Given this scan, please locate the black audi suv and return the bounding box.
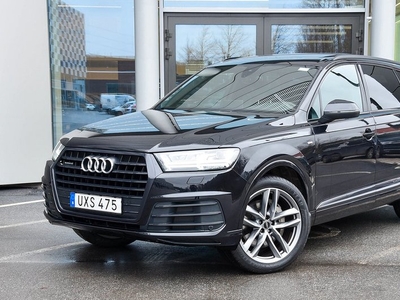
[42,54,400,273]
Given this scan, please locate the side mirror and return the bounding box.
[319,99,360,124]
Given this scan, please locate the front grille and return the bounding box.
[53,149,148,221]
[147,200,225,232]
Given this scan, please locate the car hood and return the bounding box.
[65,109,296,152]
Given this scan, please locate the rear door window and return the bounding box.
[361,65,400,110]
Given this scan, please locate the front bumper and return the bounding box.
[42,158,247,247]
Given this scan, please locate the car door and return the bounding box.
[309,64,377,221]
[360,64,400,192]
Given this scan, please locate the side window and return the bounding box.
[309,64,363,120]
[361,65,400,110]
[396,71,400,100]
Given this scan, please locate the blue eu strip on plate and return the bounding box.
[70,192,75,207]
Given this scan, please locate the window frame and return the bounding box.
[308,63,367,121]
[359,63,400,112]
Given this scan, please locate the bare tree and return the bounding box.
[214,25,254,60]
[179,25,255,67]
[296,24,351,53]
[302,0,361,8]
[178,26,215,65]
[179,38,196,64]
[193,26,215,64]
[272,25,297,54]
[295,0,353,53]
[303,0,338,8]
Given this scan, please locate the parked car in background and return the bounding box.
[124,101,137,114]
[85,103,96,111]
[100,93,135,113]
[110,100,137,116]
[42,54,400,274]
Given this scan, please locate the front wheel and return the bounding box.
[223,176,310,273]
[73,229,135,248]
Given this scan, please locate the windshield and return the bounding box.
[158,62,319,114]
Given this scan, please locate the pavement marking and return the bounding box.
[0,220,48,229]
[0,199,43,208]
[0,241,86,262]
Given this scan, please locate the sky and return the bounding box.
[62,0,135,57]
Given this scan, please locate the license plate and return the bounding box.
[70,192,122,214]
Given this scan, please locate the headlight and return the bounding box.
[52,141,65,161]
[154,148,240,172]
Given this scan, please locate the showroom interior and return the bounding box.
[1,0,399,185]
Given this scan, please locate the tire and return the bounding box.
[223,176,311,274]
[366,148,374,159]
[73,229,135,248]
[392,201,400,218]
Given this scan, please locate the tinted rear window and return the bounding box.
[361,65,400,110]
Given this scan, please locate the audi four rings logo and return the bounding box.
[81,156,116,174]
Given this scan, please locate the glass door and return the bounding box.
[164,13,364,93]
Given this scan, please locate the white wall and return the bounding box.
[135,0,160,110]
[0,0,53,185]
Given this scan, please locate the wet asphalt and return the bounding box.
[1,184,399,300]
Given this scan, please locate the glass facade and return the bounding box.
[48,0,135,144]
[47,0,400,146]
[164,0,365,9]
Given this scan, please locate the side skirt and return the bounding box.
[314,179,400,225]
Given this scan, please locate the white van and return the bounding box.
[100,94,135,113]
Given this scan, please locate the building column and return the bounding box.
[370,0,396,59]
[134,0,160,110]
